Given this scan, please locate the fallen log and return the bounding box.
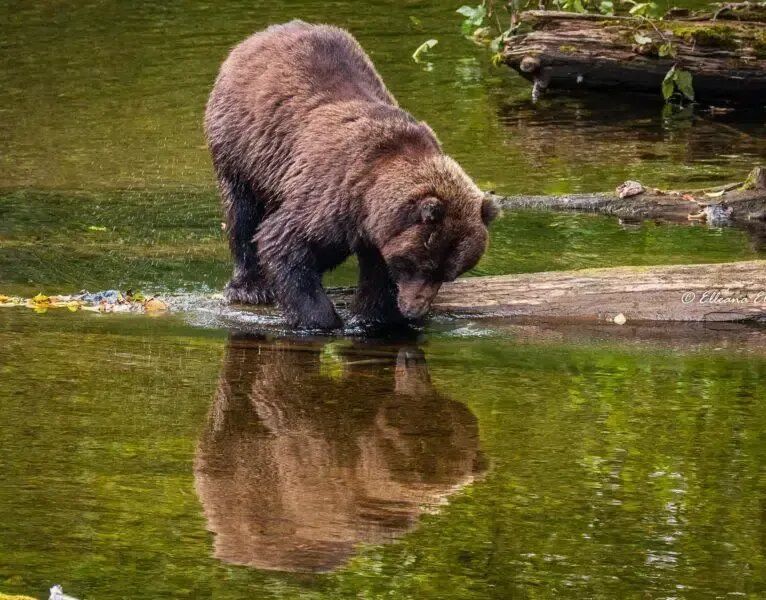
[502,10,766,104]
[199,261,766,330]
[487,166,766,226]
[427,260,766,322]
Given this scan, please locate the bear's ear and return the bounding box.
[481,195,500,225]
[420,197,445,224]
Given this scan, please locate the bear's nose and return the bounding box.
[400,303,430,319]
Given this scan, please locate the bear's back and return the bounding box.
[216,21,396,109]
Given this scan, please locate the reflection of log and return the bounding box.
[503,11,766,103]
[488,166,766,224]
[427,261,766,322]
[194,336,484,573]
[481,319,766,355]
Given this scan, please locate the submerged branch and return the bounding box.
[487,166,766,225]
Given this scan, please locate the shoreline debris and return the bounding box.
[0,290,169,314]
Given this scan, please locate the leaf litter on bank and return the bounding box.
[0,289,168,314]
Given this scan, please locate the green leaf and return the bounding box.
[599,0,615,15]
[662,65,676,100]
[490,33,505,53]
[456,5,479,17]
[657,42,676,57]
[412,39,438,63]
[674,68,695,101]
[662,77,675,100]
[629,1,660,16]
[634,33,652,45]
[456,4,486,25]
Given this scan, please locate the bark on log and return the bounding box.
[426,260,766,322]
[502,10,766,104]
[487,166,766,225]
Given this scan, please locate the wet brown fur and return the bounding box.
[205,21,496,329]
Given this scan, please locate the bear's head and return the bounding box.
[365,154,498,320]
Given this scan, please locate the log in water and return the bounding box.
[487,166,766,225]
[429,260,766,322]
[502,10,766,104]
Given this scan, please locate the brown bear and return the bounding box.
[205,21,497,329]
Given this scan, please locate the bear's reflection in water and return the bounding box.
[194,334,485,573]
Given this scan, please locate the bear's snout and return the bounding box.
[396,280,442,319]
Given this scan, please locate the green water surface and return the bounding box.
[2,0,766,598]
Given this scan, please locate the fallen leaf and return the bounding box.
[32,293,50,304]
[144,298,168,312]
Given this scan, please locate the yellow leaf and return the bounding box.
[144,298,168,312]
[32,293,50,304]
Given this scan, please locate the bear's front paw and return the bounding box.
[285,297,343,330]
[224,280,274,305]
[291,310,343,331]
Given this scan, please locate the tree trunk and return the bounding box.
[502,10,766,104]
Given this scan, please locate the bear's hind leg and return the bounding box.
[219,173,274,305]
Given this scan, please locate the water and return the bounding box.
[2,0,766,597]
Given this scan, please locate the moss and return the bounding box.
[558,44,578,53]
[753,31,766,58]
[666,24,739,49]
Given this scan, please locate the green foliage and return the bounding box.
[662,65,695,103]
[457,4,488,35]
[599,0,615,15]
[658,41,677,57]
[555,0,587,13]
[412,38,439,63]
[625,0,664,18]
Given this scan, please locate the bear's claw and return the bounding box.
[224,281,274,305]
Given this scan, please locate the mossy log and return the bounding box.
[487,166,766,225]
[502,10,766,103]
[426,260,766,322]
